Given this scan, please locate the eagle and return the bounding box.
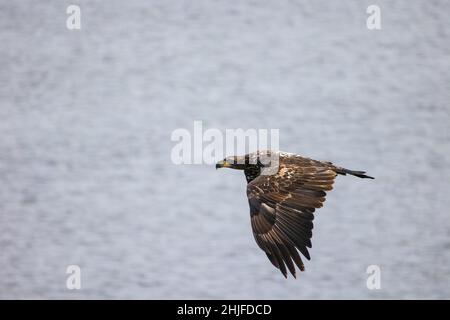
[216,150,374,278]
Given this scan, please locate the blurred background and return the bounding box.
[1,0,449,299]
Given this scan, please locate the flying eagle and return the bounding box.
[216,151,373,278]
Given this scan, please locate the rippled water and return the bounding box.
[1,0,449,299]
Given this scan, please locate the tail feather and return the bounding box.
[336,167,374,179]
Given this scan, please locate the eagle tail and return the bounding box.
[336,167,374,179]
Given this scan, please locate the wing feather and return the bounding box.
[247,156,337,277]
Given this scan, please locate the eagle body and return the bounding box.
[216,151,373,278]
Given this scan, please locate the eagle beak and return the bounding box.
[216,160,233,169]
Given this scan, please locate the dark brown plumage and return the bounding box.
[216,150,373,278]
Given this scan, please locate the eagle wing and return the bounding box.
[247,156,337,278]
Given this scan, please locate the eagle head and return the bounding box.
[216,151,276,170]
[215,155,248,170]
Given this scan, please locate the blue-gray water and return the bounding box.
[1,0,449,299]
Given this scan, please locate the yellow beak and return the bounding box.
[216,160,233,169]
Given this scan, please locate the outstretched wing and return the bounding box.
[247,156,337,278]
